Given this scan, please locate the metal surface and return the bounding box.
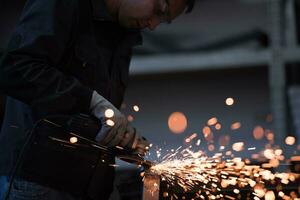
[117,155,154,169]
[143,173,161,200]
[285,0,298,47]
[69,132,154,168]
[130,47,300,75]
[130,49,271,75]
[268,0,287,145]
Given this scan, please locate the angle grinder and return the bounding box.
[46,113,155,169]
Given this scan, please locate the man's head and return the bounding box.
[106,0,195,30]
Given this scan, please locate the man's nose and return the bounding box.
[148,17,161,30]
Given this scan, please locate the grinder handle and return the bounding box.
[67,114,101,141]
[67,114,138,155]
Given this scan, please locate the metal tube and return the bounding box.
[143,173,161,200]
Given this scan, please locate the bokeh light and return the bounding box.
[232,142,244,152]
[215,123,222,130]
[106,119,115,127]
[254,184,265,198]
[218,135,230,146]
[253,126,264,140]
[168,112,188,134]
[285,136,296,146]
[70,137,78,144]
[104,109,114,118]
[207,117,218,126]
[202,126,213,142]
[133,105,140,112]
[265,191,275,200]
[231,122,241,130]
[127,115,134,122]
[225,97,234,106]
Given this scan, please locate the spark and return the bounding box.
[207,117,218,126]
[69,137,78,144]
[168,112,188,134]
[231,122,241,130]
[215,123,222,130]
[127,115,134,122]
[202,126,213,142]
[104,109,114,118]
[266,114,273,122]
[106,119,115,126]
[147,146,299,200]
[133,105,140,112]
[225,97,234,106]
[109,164,119,167]
[264,149,275,160]
[290,156,300,161]
[185,133,198,143]
[285,136,296,146]
[253,126,264,140]
[232,142,244,152]
[265,191,275,200]
[266,131,274,141]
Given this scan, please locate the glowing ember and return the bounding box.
[139,98,300,199]
[148,146,300,200]
[208,144,215,151]
[106,119,115,126]
[274,149,282,156]
[69,137,78,144]
[127,115,134,122]
[104,109,114,118]
[215,123,222,130]
[254,184,265,197]
[264,149,275,160]
[278,191,284,197]
[266,131,274,141]
[225,97,234,106]
[285,136,296,146]
[185,138,191,143]
[233,189,240,194]
[231,122,241,130]
[207,117,218,126]
[163,192,169,197]
[266,114,273,122]
[185,133,198,144]
[202,126,211,135]
[168,112,188,134]
[219,135,230,146]
[133,105,140,112]
[265,191,275,200]
[202,126,213,142]
[253,126,264,140]
[232,142,244,152]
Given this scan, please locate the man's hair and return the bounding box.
[185,0,196,13]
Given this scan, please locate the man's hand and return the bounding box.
[90,91,150,155]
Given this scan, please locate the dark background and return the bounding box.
[1,0,300,199]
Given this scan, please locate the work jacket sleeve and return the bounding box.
[0,0,93,115]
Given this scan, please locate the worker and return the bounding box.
[0,0,195,199]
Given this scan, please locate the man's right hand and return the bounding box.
[90,91,150,155]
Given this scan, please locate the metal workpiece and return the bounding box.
[143,172,161,200]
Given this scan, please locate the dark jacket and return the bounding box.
[0,0,142,199]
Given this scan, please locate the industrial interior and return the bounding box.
[0,0,300,200]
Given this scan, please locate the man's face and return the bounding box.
[117,0,187,30]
